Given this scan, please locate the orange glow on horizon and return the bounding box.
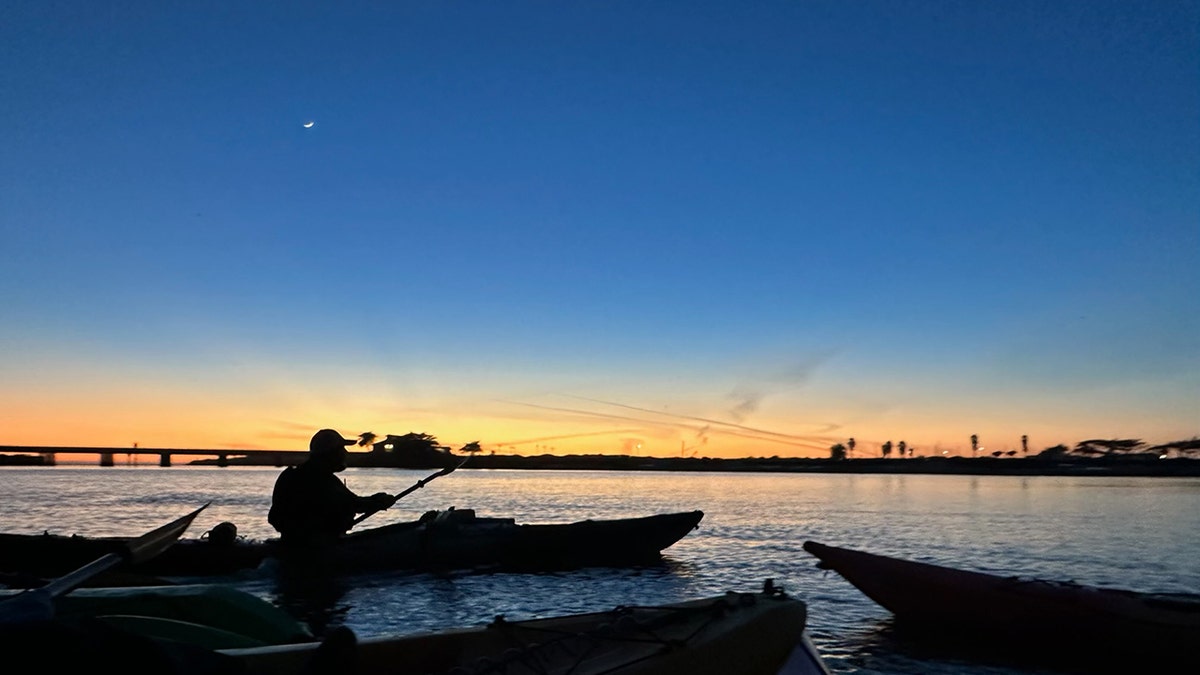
[2,389,1191,462]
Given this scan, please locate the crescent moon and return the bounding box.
[303,121,315,128]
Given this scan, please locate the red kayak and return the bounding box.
[803,540,1200,670]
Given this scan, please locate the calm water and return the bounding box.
[3,466,1199,674]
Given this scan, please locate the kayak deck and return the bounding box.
[224,585,828,675]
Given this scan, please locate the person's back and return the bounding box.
[268,429,395,548]
[268,463,360,546]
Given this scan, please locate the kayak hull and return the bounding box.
[0,510,704,580]
[1,583,313,648]
[803,540,1200,669]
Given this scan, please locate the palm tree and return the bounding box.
[847,437,856,458]
[829,443,847,461]
[1021,435,1029,455]
[898,440,907,458]
[970,434,979,457]
[882,440,893,458]
[358,431,377,449]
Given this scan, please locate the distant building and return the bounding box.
[359,433,453,469]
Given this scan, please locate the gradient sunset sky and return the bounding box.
[2,2,1197,459]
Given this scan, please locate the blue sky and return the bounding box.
[2,1,1197,458]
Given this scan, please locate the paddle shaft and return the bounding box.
[37,553,125,598]
[352,457,468,527]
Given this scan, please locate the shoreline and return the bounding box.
[3,449,1199,477]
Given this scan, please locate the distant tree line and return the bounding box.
[829,435,1200,460]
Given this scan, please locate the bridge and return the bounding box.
[0,446,308,467]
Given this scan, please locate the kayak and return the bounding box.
[1,583,313,649]
[0,509,704,580]
[1,581,830,674]
[224,583,833,675]
[803,540,1200,669]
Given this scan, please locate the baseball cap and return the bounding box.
[310,428,357,454]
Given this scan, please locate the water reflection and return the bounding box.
[268,561,352,638]
[829,618,1080,675]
